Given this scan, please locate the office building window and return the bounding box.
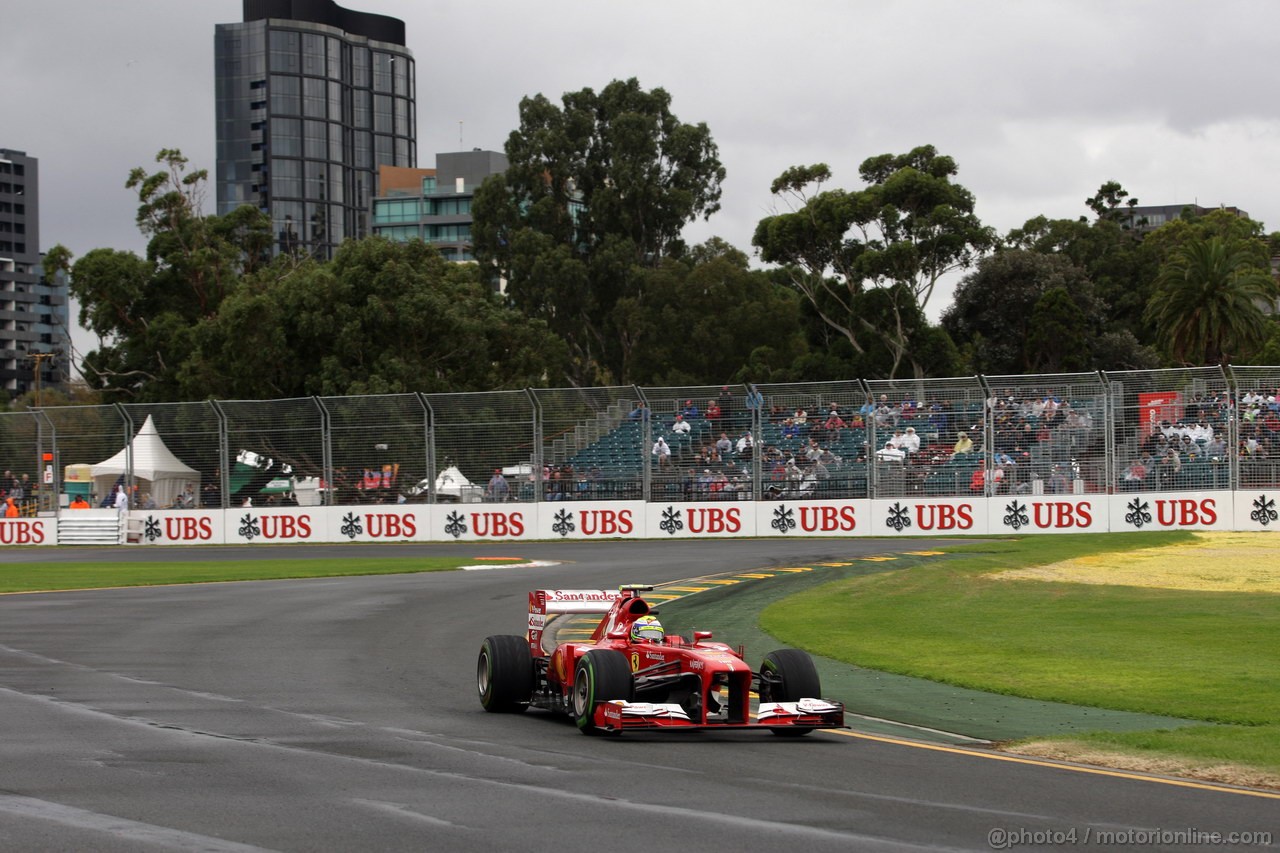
[303,77,326,118]
[301,33,325,75]
[352,46,370,88]
[273,118,302,156]
[353,89,371,129]
[269,74,300,115]
[304,120,326,159]
[328,81,342,121]
[372,53,393,93]
[271,158,302,197]
[269,30,299,72]
[305,161,327,200]
[328,123,345,163]
[327,37,342,79]
[354,131,372,169]
[374,94,392,133]
[395,97,409,136]
[328,166,345,204]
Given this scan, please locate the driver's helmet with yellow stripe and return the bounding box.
[629,615,664,643]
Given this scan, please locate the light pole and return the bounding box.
[28,351,55,408]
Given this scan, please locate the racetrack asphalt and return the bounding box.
[1,537,1275,852]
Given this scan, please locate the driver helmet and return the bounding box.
[630,615,664,643]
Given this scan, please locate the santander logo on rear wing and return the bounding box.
[527,589,619,653]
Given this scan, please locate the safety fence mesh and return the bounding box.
[9,366,1280,511]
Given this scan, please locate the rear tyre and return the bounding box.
[759,648,821,736]
[572,649,633,735]
[477,635,533,713]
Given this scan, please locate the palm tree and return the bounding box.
[1144,236,1278,365]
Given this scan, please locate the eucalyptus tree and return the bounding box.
[752,146,994,378]
[44,149,271,401]
[471,78,725,386]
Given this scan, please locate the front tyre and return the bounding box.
[477,635,533,713]
[572,649,633,735]
[759,648,821,736]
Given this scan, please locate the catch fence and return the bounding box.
[2,366,1278,513]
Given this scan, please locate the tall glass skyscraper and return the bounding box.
[0,148,69,401]
[215,0,416,259]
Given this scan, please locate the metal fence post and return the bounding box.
[526,388,542,503]
[34,409,56,515]
[422,394,442,504]
[313,397,332,506]
[636,386,651,503]
[211,401,229,509]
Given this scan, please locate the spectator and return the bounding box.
[671,414,691,435]
[1122,458,1147,491]
[140,492,157,510]
[735,431,754,458]
[1158,446,1182,486]
[822,407,847,434]
[681,399,699,420]
[627,401,649,421]
[69,494,91,509]
[652,436,672,467]
[485,469,510,502]
[4,496,17,517]
[715,432,732,457]
[876,441,905,462]
[901,426,920,455]
[718,386,738,428]
[953,431,974,456]
[744,386,763,426]
[706,399,722,430]
[177,483,196,509]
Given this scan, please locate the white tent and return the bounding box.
[91,415,200,509]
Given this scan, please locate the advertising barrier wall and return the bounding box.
[9,490,1280,547]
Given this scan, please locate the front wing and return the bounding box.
[592,698,845,733]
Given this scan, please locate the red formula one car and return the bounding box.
[476,584,844,736]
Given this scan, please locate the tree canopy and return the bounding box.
[471,78,726,385]
[752,146,994,377]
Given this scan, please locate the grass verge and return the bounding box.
[0,556,499,593]
[760,532,1280,785]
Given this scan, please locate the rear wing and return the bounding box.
[526,585,653,655]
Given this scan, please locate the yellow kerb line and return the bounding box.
[821,730,1280,801]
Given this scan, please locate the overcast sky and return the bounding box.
[6,0,1280,365]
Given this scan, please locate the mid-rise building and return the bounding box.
[215,0,416,259]
[371,149,508,264]
[0,148,69,402]
[1124,203,1249,231]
